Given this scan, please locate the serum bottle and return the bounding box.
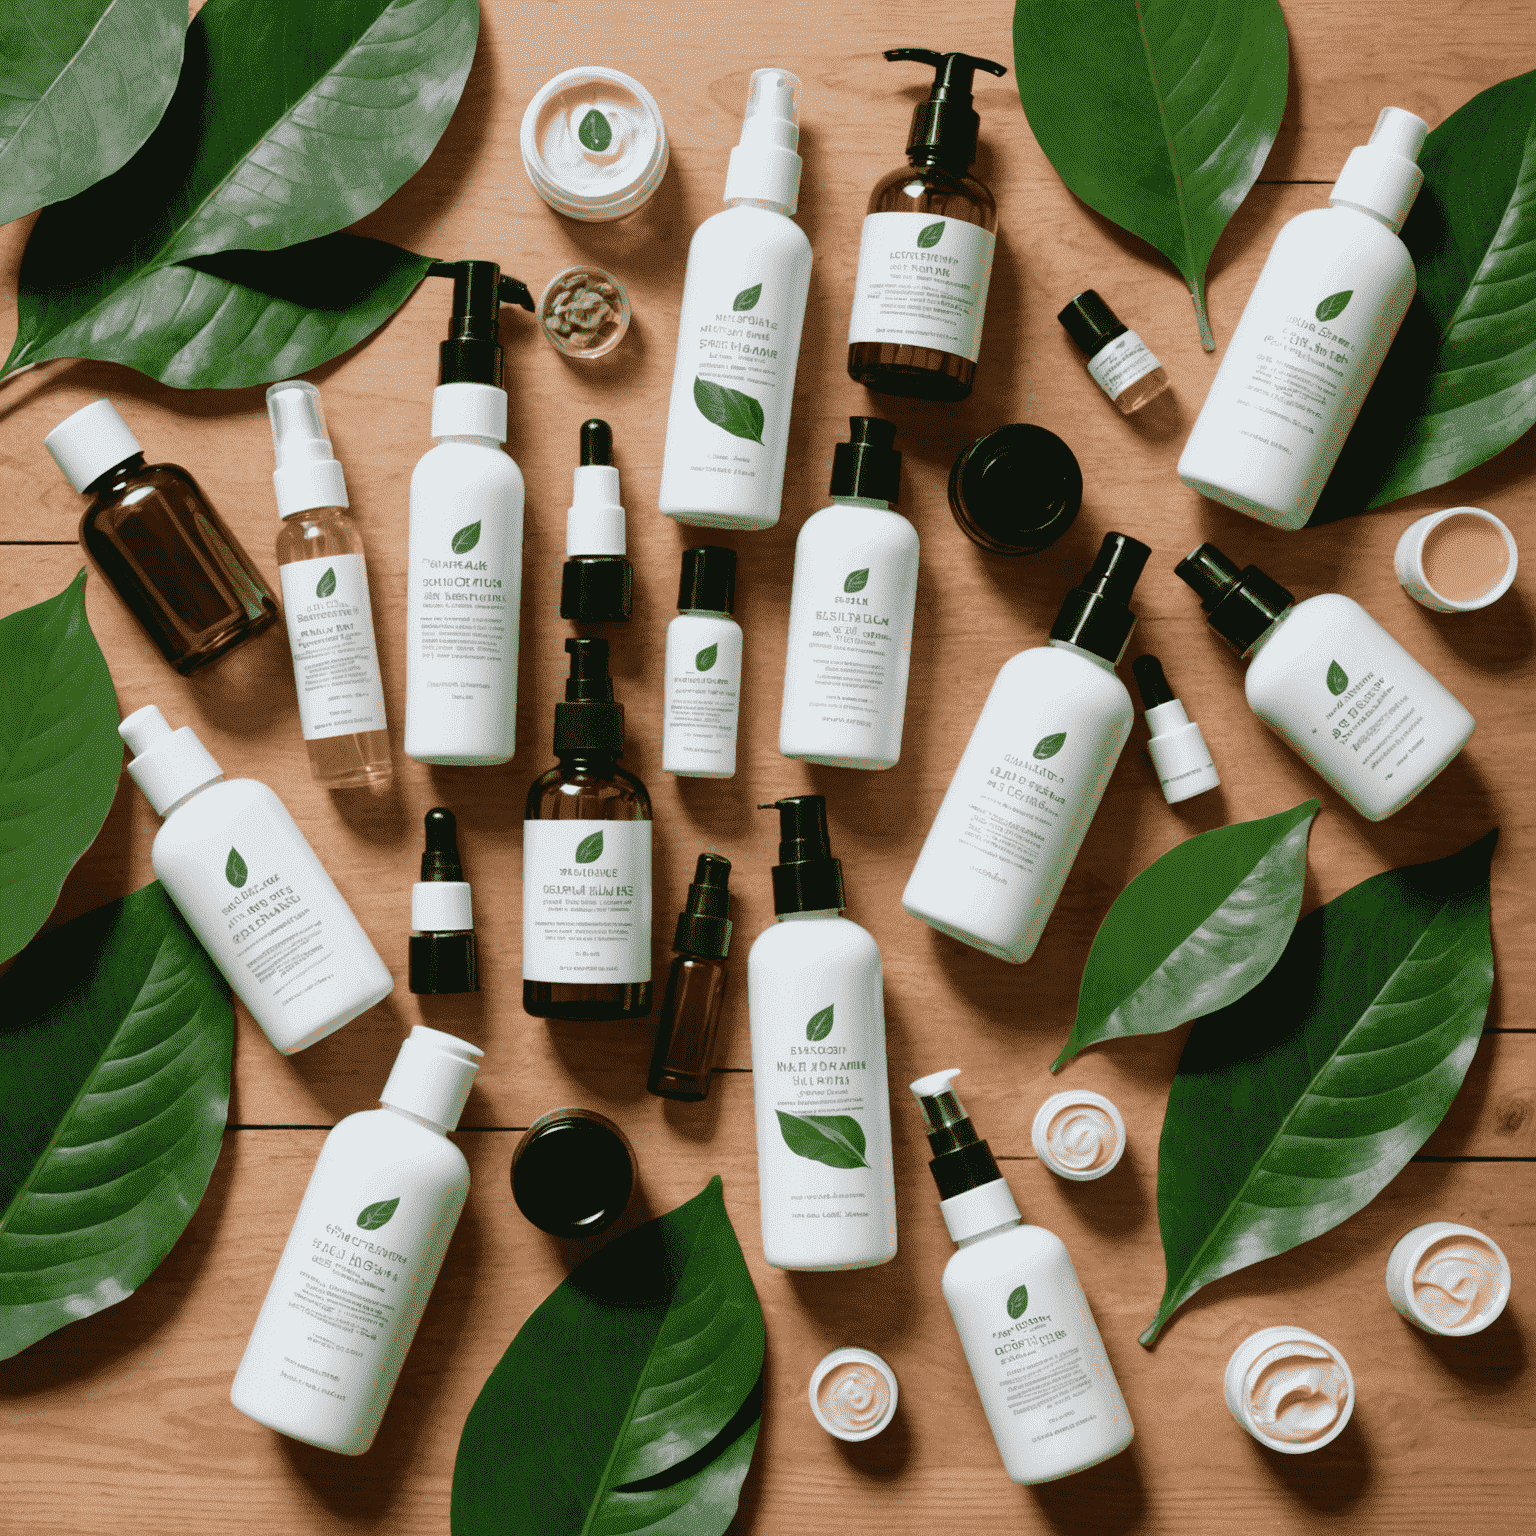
[1058,291,1170,416]
[561,419,633,625]
[663,546,742,778]
[648,853,734,1102]
[410,808,479,994]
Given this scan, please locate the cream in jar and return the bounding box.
[1224,1326,1354,1453]
[1031,1089,1126,1181]
[807,1348,898,1442]
[1386,1221,1511,1336]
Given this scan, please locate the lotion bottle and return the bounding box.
[903,534,1149,963]
[910,1069,1134,1484]
[663,545,742,778]
[779,418,915,769]
[231,1026,482,1455]
[1178,108,1429,529]
[658,68,811,530]
[747,796,897,1271]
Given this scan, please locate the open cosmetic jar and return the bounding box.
[1385,1221,1511,1336]
[1031,1089,1125,1181]
[1224,1326,1354,1453]
[807,1348,898,1442]
[1394,507,1517,612]
[537,266,631,359]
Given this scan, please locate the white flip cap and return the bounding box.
[119,705,223,817]
[1145,700,1221,805]
[45,399,143,494]
[431,382,508,443]
[723,67,803,214]
[380,1024,483,1132]
[568,465,626,556]
[412,881,474,932]
[267,379,349,517]
[1330,106,1428,233]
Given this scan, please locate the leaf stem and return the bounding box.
[1191,281,1215,351]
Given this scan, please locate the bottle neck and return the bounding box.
[161,772,225,818]
[777,907,841,923]
[830,495,893,511]
[725,195,792,215]
[955,1215,1022,1249]
[86,452,148,497]
[432,432,502,448]
[1328,196,1399,231]
[1047,637,1117,673]
[554,751,619,776]
[1240,604,1296,662]
[680,607,730,619]
[381,1101,448,1138]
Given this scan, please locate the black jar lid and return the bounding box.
[948,424,1082,555]
[511,1109,635,1240]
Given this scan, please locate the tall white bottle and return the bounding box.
[910,1069,1134,1485]
[780,418,917,770]
[118,706,393,1054]
[1178,108,1429,529]
[663,545,742,777]
[405,260,531,765]
[658,68,812,530]
[231,1026,481,1454]
[747,796,896,1271]
[903,535,1149,964]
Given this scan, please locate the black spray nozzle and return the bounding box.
[564,635,613,702]
[757,795,845,916]
[829,416,902,505]
[910,1069,1003,1199]
[885,48,1008,168]
[1049,531,1151,666]
[427,259,534,388]
[1131,654,1176,710]
[554,636,624,755]
[580,418,613,467]
[675,853,733,960]
[420,807,464,881]
[1175,542,1295,655]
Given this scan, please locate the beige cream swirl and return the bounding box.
[1414,1235,1503,1329]
[1046,1102,1118,1172]
[1244,1340,1350,1445]
[816,1361,891,1435]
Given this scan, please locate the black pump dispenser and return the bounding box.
[913,1072,1004,1199]
[1049,532,1151,664]
[759,795,846,915]
[1175,542,1296,654]
[553,636,624,755]
[428,260,534,387]
[409,807,478,994]
[674,854,733,960]
[886,48,1008,169]
[1131,654,1176,711]
[829,416,902,505]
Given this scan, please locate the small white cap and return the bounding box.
[910,1067,962,1099]
[723,67,803,214]
[938,1177,1021,1244]
[1223,1326,1354,1454]
[1145,700,1221,805]
[1330,106,1428,233]
[1385,1221,1511,1336]
[412,881,474,932]
[431,382,507,443]
[44,400,142,494]
[267,380,348,517]
[119,705,223,817]
[1031,1090,1126,1181]
[807,1348,898,1442]
[380,1024,483,1132]
[568,465,626,556]
[1394,507,1517,612]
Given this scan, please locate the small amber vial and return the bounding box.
[1058,290,1170,416]
[648,854,733,1101]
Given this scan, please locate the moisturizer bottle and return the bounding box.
[663,546,742,777]
[910,1069,1134,1484]
[231,1026,482,1455]
[561,419,633,624]
[1131,654,1221,805]
[410,807,479,995]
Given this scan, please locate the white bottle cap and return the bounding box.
[267,379,349,517]
[412,881,474,932]
[1329,106,1428,234]
[431,382,508,443]
[119,705,223,816]
[1144,700,1222,804]
[936,1177,1021,1244]
[44,399,143,494]
[380,1024,483,1132]
[722,67,803,214]
[568,465,626,556]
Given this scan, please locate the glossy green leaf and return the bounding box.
[0,0,185,227]
[776,1110,869,1170]
[0,570,120,966]
[576,831,605,865]
[1014,0,1289,348]
[452,1177,764,1536]
[692,378,764,444]
[805,1004,833,1042]
[0,882,234,1360]
[451,519,482,554]
[732,283,761,312]
[695,643,718,672]
[1141,831,1497,1345]
[1055,800,1320,1071]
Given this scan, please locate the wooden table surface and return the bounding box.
[2,1,1532,1531]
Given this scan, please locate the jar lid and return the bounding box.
[948,424,1082,555]
[511,1109,635,1239]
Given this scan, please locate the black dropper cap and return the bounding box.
[912,1073,1003,1199]
[948,424,1082,556]
[758,795,846,916]
[1131,654,1176,711]
[561,419,633,625]
[885,49,1008,170]
[829,416,902,505]
[409,808,479,995]
[1048,532,1151,664]
[677,546,737,615]
[427,260,534,387]
[511,1109,635,1240]
[1175,543,1295,654]
[553,636,624,755]
[1058,290,1129,361]
[580,418,611,466]
[674,854,732,960]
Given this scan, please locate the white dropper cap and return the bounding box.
[267,379,349,517]
[722,67,803,215]
[380,1024,483,1132]
[44,400,143,494]
[119,705,224,817]
[1329,107,1428,234]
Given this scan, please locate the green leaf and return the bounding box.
[732,283,762,312]
[1014,0,1289,349]
[575,831,605,865]
[315,566,337,599]
[776,1110,869,1170]
[451,520,482,555]
[451,1177,764,1536]
[1055,800,1320,1071]
[356,1197,399,1230]
[0,0,185,227]
[916,220,945,248]
[1315,290,1353,322]
[843,568,869,594]
[1033,732,1066,760]
[805,1004,834,1042]
[0,570,120,966]
[1007,1285,1030,1319]
[692,377,764,444]
[1327,660,1349,696]
[578,108,612,152]
[224,848,247,889]
[0,882,234,1360]
[1141,831,1497,1346]
[695,643,718,672]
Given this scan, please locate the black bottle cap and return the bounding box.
[1058,290,1129,360]
[1131,654,1176,711]
[511,1109,635,1239]
[428,259,534,388]
[912,1073,1003,1200]
[409,808,478,995]
[580,418,612,466]
[553,636,625,754]
[758,795,846,916]
[1175,542,1295,654]
[1049,532,1151,664]
[948,424,1082,556]
[829,416,902,505]
[674,853,733,960]
[886,48,1008,170]
[561,557,633,624]
[677,546,737,615]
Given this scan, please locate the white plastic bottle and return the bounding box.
[903,535,1149,963]
[231,1026,481,1454]
[780,418,916,770]
[1176,543,1474,820]
[119,706,392,1054]
[405,260,531,765]
[910,1069,1134,1485]
[663,545,742,777]
[1178,108,1429,529]
[747,796,896,1271]
[658,68,812,530]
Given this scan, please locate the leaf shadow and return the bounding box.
[1242,1410,1374,1511]
[1027,1442,1146,1530]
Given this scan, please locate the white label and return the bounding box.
[663,618,741,775]
[522,820,651,983]
[848,212,996,363]
[278,553,388,741]
[1086,331,1160,400]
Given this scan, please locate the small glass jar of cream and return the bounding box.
[520,67,669,222]
[1031,1089,1125,1181]
[1224,1326,1354,1454]
[537,266,631,359]
[807,1348,898,1442]
[1394,507,1517,612]
[1385,1221,1511,1336]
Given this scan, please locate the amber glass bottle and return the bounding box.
[648,853,733,1101]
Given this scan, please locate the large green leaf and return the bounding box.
[1013,0,1289,348]
[1054,800,1319,1070]
[452,1177,764,1536]
[0,570,121,965]
[1142,831,1497,1345]
[0,0,185,227]
[0,883,234,1360]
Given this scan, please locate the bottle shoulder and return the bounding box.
[155,778,281,845]
[326,1109,471,1182]
[670,612,742,637]
[276,509,364,563]
[83,463,208,532]
[525,764,653,819]
[942,1222,1070,1285]
[1277,205,1414,272]
[798,503,919,553]
[695,203,811,252]
[411,440,524,495]
[994,646,1132,708]
[866,164,996,225]
[748,914,879,965]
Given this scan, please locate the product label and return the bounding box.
[847,212,996,363]
[985,1278,1099,1437]
[278,553,388,741]
[1086,331,1160,400]
[412,514,511,675]
[957,728,1073,883]
[522,820,651,983]
[663,620,741,774]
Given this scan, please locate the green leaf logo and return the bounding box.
[356,1198,399,1230]
[844,568,869,594]
[693,377,764,444]
[776,1110,869,1170]
[732,283,762,312]
[451,521,481,554]
[695,643,718,672]
[315,566,336,599]
[575,830,605,864]
[225,848,247,888]
[1007,1284,1030,1320]
[917,220,945,248]
[1327,660,1349,696]
[1033,732,1067,760]
[578,108,612,152]
[1315,290,1353,323]
[805,1004,834,1042]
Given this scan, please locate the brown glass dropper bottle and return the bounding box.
[648,854,733,1101]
